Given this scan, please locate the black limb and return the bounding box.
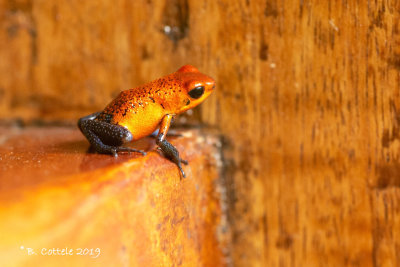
[150,129,183,138]
[77,112,101,131]
[156,138,187,178]
[78,113,146,156]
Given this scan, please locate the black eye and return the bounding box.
[188,86,205,99]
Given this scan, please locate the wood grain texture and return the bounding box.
[1,0,400,266]
[0,126,228,267]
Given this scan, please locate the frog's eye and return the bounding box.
[188,86,205,99]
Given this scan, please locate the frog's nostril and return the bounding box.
[206,80,216,89]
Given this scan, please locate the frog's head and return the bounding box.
[175,65,215,113]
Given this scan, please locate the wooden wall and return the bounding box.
[1,0,400,266]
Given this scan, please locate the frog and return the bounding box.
[78,65,215,178]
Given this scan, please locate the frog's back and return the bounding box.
[96,81,167,140]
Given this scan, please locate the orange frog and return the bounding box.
[78,65,215,177]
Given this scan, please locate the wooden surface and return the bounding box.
[0,126,228,267]
[1,0,400,266]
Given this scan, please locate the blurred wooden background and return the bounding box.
[1,0,400,266]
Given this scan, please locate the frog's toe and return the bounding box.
[180,169,186,178]
[110,148,118,157]
[116,147,147,156]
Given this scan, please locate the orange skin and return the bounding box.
[79,65,215,177]
[96,65,215,140]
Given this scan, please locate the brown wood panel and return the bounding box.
[210,1,400,266]
[1,0,400,266]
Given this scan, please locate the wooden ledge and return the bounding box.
[0,126,229,267]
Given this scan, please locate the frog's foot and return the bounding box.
[156,139,187,178]
[78,113,146,157]
[157,147,188,165]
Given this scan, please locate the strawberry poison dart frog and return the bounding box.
[78,65,215,177]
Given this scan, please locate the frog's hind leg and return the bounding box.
[77,112,101,132]
[78,112,146,157]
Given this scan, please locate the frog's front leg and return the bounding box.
[156,114,188,178]
[78,112,146,157]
